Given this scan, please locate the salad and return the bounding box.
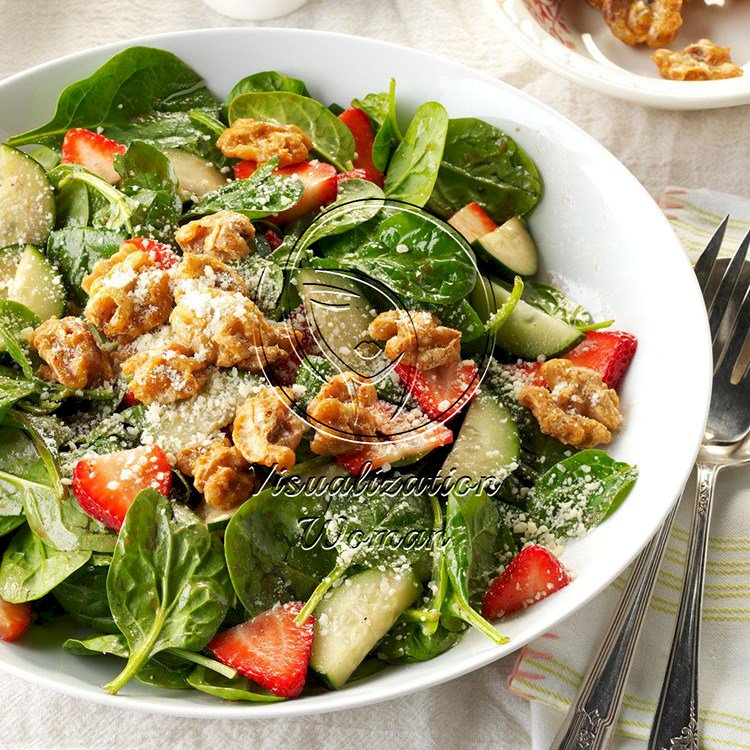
[0,46,639,701]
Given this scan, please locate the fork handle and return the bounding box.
[550,502,679,750]
[647,462,717,750]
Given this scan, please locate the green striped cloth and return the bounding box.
[508,188,750,750]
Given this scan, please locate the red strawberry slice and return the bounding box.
[72,444,172,532]
[503,361,546,387]
[338,108,384,186]
[234,160,338,224]
[263,228,283,251]
[395,360,479,422]
[448,202,499,244]
[337,400,453,474]
[0,597,32,642]
[208,601,314,698]
[120,390,140,408]
[336,168,368,184]
[564,331,637,389]
[482,544,570,621]
[124,237,180,269]
[61,128,126,185]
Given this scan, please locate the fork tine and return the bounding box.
[715,267,750,383]
[695,215,729,300]
[708,229,750,344]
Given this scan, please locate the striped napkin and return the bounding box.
[508,187,750,750]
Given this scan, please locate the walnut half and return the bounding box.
[216,119,312,166]
[653,39,744,81]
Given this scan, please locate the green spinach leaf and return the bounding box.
[0,516,24,538]
[53,556,118,633]
[378,620,460,663]
[187,666,284,702]
[223,71,310,114]
[523,281,593,328]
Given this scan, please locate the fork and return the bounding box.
[551,218,750,750]
[648,219,750,750]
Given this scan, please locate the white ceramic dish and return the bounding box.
[0,27,712,718]
[200,0,310,21]
[483,0,750,109]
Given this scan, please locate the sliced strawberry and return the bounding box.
[0,597,32,642]
[234,160,338,224]
[336,168,368,184]
[482,544,570,621]
[263,228,283,251]
[338,108,384,186]
[337,400,453,474]
[448,202,499,244]
[564,331,637,389]
[208,601,314,698]
[61,128,126,185]
[504,361,545,387]
[123,237,180,269]
[395,360,479,422]
[72,445,172,532]
[121,390,140,408]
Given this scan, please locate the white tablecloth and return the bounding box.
[0,0,747,747]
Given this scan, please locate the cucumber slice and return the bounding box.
[472,218,538,278]
[0,144,55,247]
[440,390,520,486]
[309,568,420,689]
[165,150,229,201]
[471,275,583,359]
[6,245,65,320]
[0,299,40,352]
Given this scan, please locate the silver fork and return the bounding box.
[648,220,750,750]
[551,218,750,750]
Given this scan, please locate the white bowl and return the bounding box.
[0,28,712,718]
[200,0,310,21]
[483,0,750,109]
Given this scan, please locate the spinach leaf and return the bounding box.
[318,209,476,305]
[231,254,284,314]
[427,118,541,224]
[115,139,178,191]
[0,525,90,602]
[29,145,60,171]
[228,92,355,171]
[104,490,231,694]
[47,227,125,306]
[64,633,129,657]
[223,71,310,113]
[440,490,508,645]
[224,487,336,616]
[371,80,402,173]
[53,556,118,633]
[526,450,638,539]
[187,666,284,702]
[54,180,90,228]
[0,516,24,538]
[378,620,460,663]
[186,161,304,220]
[0,374,36,422]
[523,281,593,328]
[9,47,215,147]
[350,92,390,126]
[0,425,48,517]
[384,102,448,207]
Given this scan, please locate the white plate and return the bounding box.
[0,28,712,718]
[483,0,750,109]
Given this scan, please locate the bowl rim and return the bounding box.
[482,0,750,110]
[0,26,712,718]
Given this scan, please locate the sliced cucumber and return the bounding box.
[165,149,229,201]
[141,368,263,455]
[0,299,40,351]
[440,390,519,485]
[309,568,420,689]
[472,218,538,278]
[4,245,65,320]
[471,275,583,359]
[0,144,55,247]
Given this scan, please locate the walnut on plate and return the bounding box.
[307,372,379,456]
[216,118,312,167]
[176,437,257,510]
[120,342,208,405]
[368,310,461,371]
[175,210,255,262]
[518,359,621,448]
[82,241,173,343]
[653,39,744,81]
[31,316,113,389]
[173,253,247,299]
[233,386,306,472]
[601,0,683,48]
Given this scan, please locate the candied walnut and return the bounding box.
[31,317,113,389]
[176,437,257,510]
[233,387,306,472]
[174,253,247,299]
[120,342,208,405]
[216,118,312,167]
[170,287,301,371]
[175,211,255,262]
[307,372,379,456]
[518,359,621,448]
[368,310,461,371]
[601,0,682,48]
[83,242,172,343]
[653,39,744,81]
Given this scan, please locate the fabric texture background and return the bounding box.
[0,1,747,747]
